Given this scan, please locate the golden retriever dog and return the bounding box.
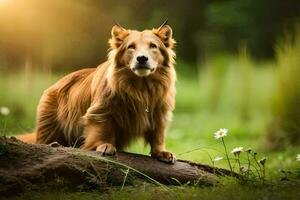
[17,21,177,163]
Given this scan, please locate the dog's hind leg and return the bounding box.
[35,91,66,145]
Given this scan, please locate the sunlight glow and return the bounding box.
[0,0,8,4]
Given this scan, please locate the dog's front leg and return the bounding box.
[82,120,116,155]
[147,122,176,164]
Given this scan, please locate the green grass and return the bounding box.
[0,54,300,199]
[3,181,300,200]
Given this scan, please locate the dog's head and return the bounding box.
[108,21,176,77]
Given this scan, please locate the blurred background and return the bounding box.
[0,0,299,169]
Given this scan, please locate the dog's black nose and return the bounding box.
[137,56,148,64]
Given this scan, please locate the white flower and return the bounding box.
[0,106,10,116]
[297,154,300,162]
[231,147,244,156]
[213,156,223,162]
[214,128,228,139]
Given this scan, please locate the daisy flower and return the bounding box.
[214,128,228,139]
[231,147,244,156]
[297,154,300,162]
[0,106,10,116]
[213,156,223,162]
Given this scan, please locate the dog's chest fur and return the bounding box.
[110,94,155,140]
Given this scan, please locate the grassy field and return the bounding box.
[5,182,300,200]
[0,54,300,199]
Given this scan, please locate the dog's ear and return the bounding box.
[109,24,129,48]
[153,20,175,48]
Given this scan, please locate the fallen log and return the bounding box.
[0,136,236,196]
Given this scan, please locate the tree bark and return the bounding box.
[0,136,236,196]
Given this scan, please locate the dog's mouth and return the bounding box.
[132,64,155,77]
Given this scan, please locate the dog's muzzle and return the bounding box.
[132,63,154,77]
[133,64,154,72]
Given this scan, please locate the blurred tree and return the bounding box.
[203,0,300,58]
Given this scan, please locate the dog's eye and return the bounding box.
[150,43,157,49]
[128,44,135,49]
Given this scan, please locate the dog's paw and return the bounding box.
[96,143,116,156]
[152,150,176,164]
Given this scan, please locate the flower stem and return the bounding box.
[237,154,241,173]
[2,118,7,137]
[221,138,233,173]
[246,152,251,177]
[262,166,266,184]
[252,154,262,180]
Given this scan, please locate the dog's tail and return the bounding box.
[16,133,36,144]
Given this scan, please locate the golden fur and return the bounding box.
[17,22,177,163]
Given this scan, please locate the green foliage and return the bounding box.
[265,29,300,149]
[0,71,59,134]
